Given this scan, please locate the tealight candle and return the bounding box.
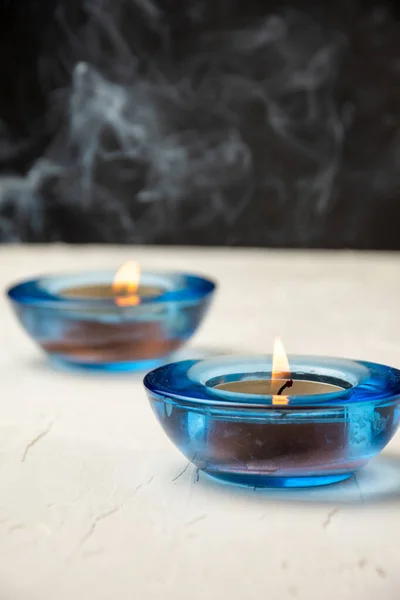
[61,261,162,304]
[216,379,344,396]
[41,261,175,364]
[61,284,162,300]
[145,348,400,487]
[7,263,216,370]
[215,338,344,403]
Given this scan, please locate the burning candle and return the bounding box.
[215,337,345,405]
[41,261,176,365]
[145,349,400,487]
[193,339,350,478]
[7,263,216,370]
[61,261,162,305]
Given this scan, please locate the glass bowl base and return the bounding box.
[145,356,400,490]
[204,470,353,488]
[49,354,167,373]
[8,270,215,375]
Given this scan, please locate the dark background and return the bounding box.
[0,0,399,248]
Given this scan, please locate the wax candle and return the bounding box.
[8,266,216,370]
[61,283,162,300]
[61,261,162,304]
[215,379,344,396]
[206,341,347,463]
[214,338,344,404]
[145,353,400,487]
[42,262,176,362]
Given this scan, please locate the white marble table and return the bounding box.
[1,245,400,600]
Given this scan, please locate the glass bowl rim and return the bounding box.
[144,355,400,409]
[6,269,216,310]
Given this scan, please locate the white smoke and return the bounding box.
[0,5,345,243]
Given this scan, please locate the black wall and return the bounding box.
[0,0,400,248]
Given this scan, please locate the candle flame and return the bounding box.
[271,336,290,405]
[112,261,141,306]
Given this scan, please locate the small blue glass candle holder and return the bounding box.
[144,355,400,488]
[7,271,215,371]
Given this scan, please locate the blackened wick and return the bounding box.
[277,379,293,396]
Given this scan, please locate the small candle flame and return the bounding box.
[271,336,290,405]
[112,261,141,306]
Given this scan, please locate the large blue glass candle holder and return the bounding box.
[144,356,400,487]
[7,271,215,371]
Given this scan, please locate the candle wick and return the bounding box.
[277,379,293,396]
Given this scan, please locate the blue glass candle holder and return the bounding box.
[7,271,215,371]
[144,355,400,488]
